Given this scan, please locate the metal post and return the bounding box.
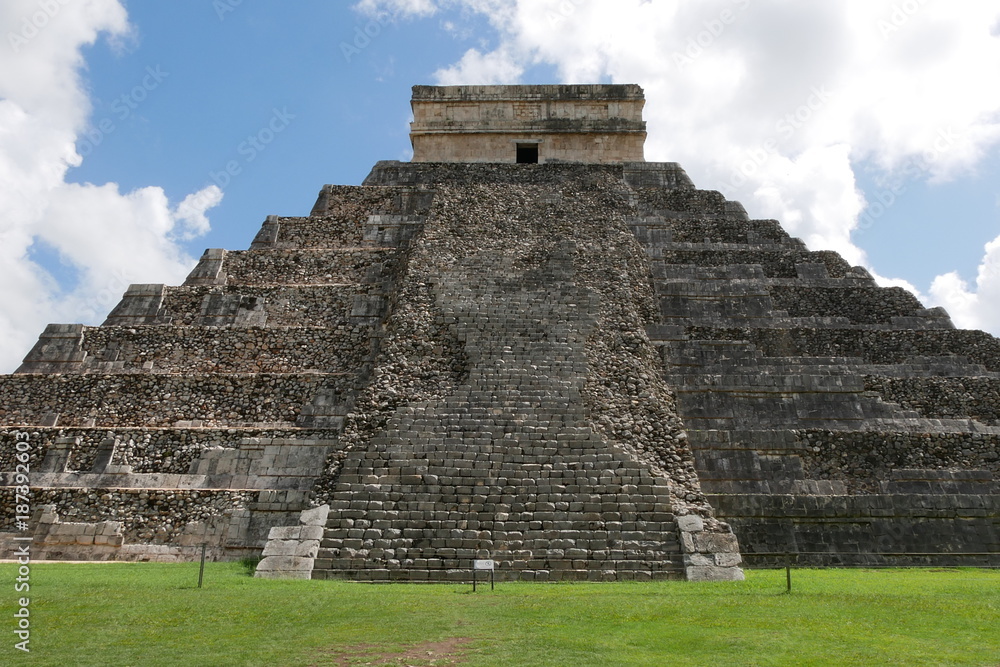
[785,553,791,593]
[198,544,207,589]
[472,567,477,593]
[490,569,495,591]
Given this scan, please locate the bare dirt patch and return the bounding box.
[309,637,476,666]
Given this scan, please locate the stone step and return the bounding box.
[310,183,435,218]
[105,284,387,328]
[17,324,376,375]
[674,387,917,430]
[654,285,930,326]
[629,189,730,217]
[664,354,995,382]
[686,427,1000,496]
[677,325,1000,372]
[0,372,355,428]
[648,249,852,279]
[864,376,1000,425]
[0,426,339,477]
[311,564,685,582]
[709,492,1000,567]
[257,187,400,248]
[185,247,400,287]
[628,212,790,245]
[667,373,868,391]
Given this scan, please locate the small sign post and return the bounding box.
[473,559,495,592]
[198,543,207,588]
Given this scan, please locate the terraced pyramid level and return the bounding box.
[2,85,997,581]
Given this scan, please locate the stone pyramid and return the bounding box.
[1,85,996,581]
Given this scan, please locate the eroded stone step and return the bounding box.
[17,324,376,375]
[648,249,852,279]
[0,426,340,476]
[677,326,1000,372]
[864,376,1000,425]
[186,247,401,287]
[104,284,387,328]
[0,373,356,428]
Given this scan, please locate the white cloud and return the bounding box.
[0,0,220,372]
[174,186,224,241]
[359,0,1000,335]
[354,0,439,19]
[435,47,524,85]
[929,234,1000,333]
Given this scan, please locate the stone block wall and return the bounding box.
[0,374,356,427]
[864,377,1000,424]
[629,172,1000,566]
[411,132,646,165]
[19,325,373,375]
[5,145,997,574]
[307,165,744,582]
[769,285,927,323]
[219,249,398,286]
[682,326,1000,371]
[2,179,429,561]
[409,84,646,164]
[255,504,330,579]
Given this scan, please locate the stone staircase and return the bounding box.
[308,163,746,582]
[3,159,997,574]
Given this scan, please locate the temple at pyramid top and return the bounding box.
[409,84,647,164]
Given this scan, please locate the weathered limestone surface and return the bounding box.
[309,163,739,582]
[2,83,997,576]
[631,191,1000,566]
[255,504,330,579]
[0,178,426,562]
[410,84,647,164]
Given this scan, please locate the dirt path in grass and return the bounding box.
[309,637,476,666]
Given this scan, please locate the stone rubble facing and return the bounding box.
[683,326,1000,370]
[796,429,1000,494]
[19,325,372,375]
[632,182,1000,566]
[308,163,743,582]
[864,377,1000,424]
[0,373,354,427]
[0,427,337,475]
[2,153,996,574]
[0,180,424,561]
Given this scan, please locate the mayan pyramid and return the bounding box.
[2,85,997,581]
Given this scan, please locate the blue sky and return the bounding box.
[1,0,999,372]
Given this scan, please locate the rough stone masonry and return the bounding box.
[2,84,997,581]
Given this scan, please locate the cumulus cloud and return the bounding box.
[358,0,1000,334]
[354,0,439,19]
[0,0,220,372]
[436,47,524,85]
[930,234,1000,332]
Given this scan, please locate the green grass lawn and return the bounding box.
[0,562,997,666]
